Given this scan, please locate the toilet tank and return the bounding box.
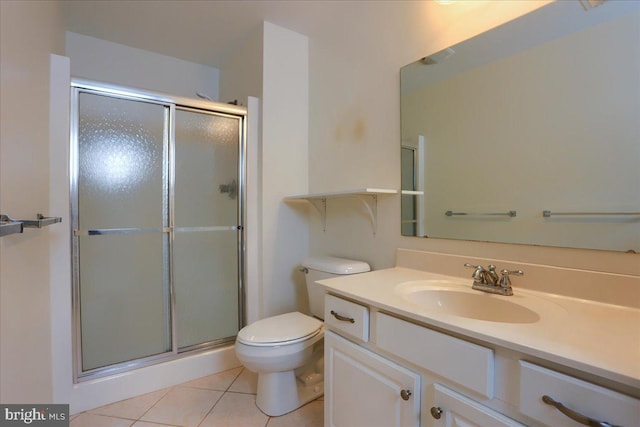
[302,256,370,319]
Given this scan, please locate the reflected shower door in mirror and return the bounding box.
[400,1,640,252]
[72,83,245,380]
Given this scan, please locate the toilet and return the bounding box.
[235,256,370,416]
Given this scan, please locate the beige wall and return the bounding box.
[0,0,65,403]
[308,0,639,277]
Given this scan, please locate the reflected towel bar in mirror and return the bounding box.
[445,210,517,217]
[543,210,640,217]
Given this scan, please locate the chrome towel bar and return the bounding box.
[543,210,640,217]
[445,210,516,217]
[0,213,62,237]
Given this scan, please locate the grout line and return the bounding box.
[134,420,183,427]
[223,390,257,396]
[136,386,174,423]
[194,388,225,427]
[79,413,137,425]
[225,367,245,392]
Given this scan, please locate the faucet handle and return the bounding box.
[464,263,486,283]
[498,269,524,287]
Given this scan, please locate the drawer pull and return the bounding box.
[330,310,355,323]
[542,395,620,427]
[400,389,412,401]
[430,406,443,419]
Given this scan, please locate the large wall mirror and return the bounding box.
[400,0,639,253]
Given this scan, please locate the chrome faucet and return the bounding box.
[463,263,523,296]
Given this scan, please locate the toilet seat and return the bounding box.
[237,312,322,347]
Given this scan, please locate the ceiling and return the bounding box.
[62,0,359,68]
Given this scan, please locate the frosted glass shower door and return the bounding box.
[173,109,241,349]
[75,92,171,371]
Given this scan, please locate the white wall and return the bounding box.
[308,0,640,277]
[66,32,219,100]
[0,0,65,403]
[260,22,310,317]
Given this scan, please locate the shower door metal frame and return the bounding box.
[70,79,247,383]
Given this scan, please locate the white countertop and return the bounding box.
[318,267,640,390]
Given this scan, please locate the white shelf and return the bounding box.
[284,188,397,234]
[286,188,397,200]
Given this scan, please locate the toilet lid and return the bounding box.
[237,312,322,346]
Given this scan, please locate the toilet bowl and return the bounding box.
[235,256,370,416]
[235,312,324,416]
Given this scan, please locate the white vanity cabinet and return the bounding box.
[325,330,421,427]
[323,293,640,427]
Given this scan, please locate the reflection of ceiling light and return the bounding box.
[81,132,155,193]
[437,0,456,4]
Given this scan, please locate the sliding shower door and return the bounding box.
[71,81,245,380]
[173,109,241,350]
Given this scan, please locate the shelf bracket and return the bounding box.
[307,198,327,232]
[354,194,379,235]
[284,188,396,235]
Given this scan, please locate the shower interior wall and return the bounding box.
[66,32,220,100]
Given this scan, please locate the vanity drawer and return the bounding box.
[375,312,494,399]
[519,361,640,427]
[324,294,369,342]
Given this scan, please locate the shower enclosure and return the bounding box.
[70,80,246,381]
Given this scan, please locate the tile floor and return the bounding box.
[70,367,323,427]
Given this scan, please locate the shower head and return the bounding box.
[196,92,213,101]
[421,47,455,65]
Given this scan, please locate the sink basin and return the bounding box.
[396,280,540,324]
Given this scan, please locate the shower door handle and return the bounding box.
[78,225,243,236]
[76,227,170,236]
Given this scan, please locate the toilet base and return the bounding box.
[255,369,324,416]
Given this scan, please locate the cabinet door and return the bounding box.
[429,384,524,427]
[325,330,420,427]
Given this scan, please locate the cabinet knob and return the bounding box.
[430,406,443,420]
[400,389,412,401]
